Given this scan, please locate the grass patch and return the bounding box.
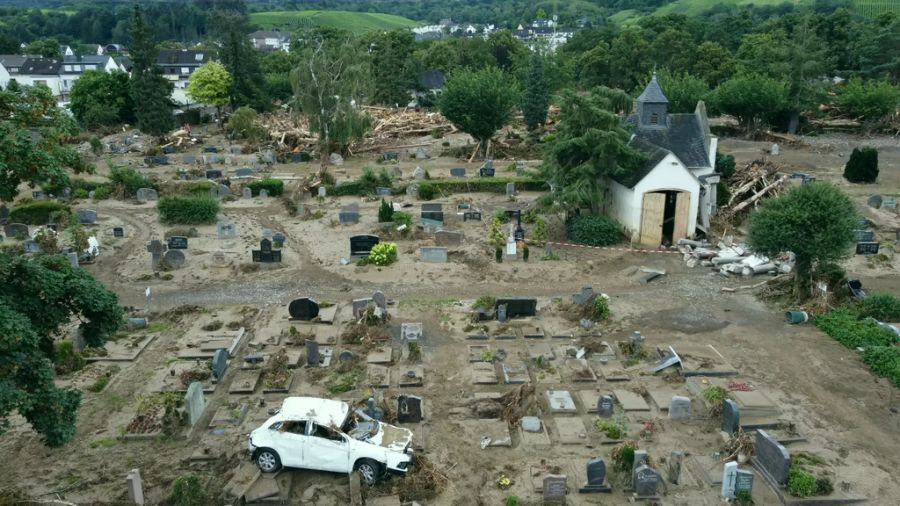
[145,321,171,334]
[89,437,118,449]
[250,10,420,33]
[814,308,898,348]
[87,375,109,393]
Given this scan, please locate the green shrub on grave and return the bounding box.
[157,195,219,225]
[247,177,284,197]
[9,200,71,225]
[566,214,621,246]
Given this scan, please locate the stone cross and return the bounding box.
[721,461,738,498]
[146,240,167,271]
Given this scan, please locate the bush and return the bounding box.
[367,242,397,266]
[843,146,878,183]
[836,77,900,121]
[787,467,817,497]
[495,246,503,263]
[715,152,736,180]
[89,135,103,155]
[87,375,109,392]
[228,106,269,143]
[157,196,219,225]
[862,346,900,387]
[566,214,621,246]
[169,474,208,506]
[493,207,510,223]
[591,296,610,320]
[92,185,111,200]
[55,340,85,375]
[392,211,412,228]
[73,188,89,199]
[418,182,435,200]
[9,200,71,225]
[109,165,155,198]
[247,177,284,197]
[533,218,547,242]
[855,293,900,321]
[378,199,394,223]
[814,308,898,348]
[473,296,497,309]
[717,181,731,207]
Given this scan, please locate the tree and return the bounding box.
[608,29,651,91]
[228,106,269,144]
[748,183,856,298]
[0,252,123,447]
[291,36,373,175]
[691,41,735,86]
[540,89,645,214]
[836,78,900,121]
[69,69,134,128]
[214,9,266,111]
[521,52,549,131]
[365,30,416,106]
[843,146,878,183]
[438,67,519,156]
[576,42,611,89]
[853,13,899,82]
[487,30,528,72]
[649,29,696,73]
[651,69,710,114]
[0,85,93,201]
[129,5,173,137]
[711,74,788,131]
[0,33,19,54]
[25,38,60,58]
[186,61,232,126]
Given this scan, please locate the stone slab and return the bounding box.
[471,362,498,384]
[502,359,530,384]
[229,369,262,394]
[519,423,552,449]
[366,364,391,389]
[526,342,555,361]
[554,416,589,444]
[458,419,511,448]
[398,365,425,387]
[545,389,577,413]
[577,390,606,414]
[367,346,392,364]
[647,388,685,412]
[316,304,339,324]
[612,389,650,411]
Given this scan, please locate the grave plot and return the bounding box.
[467,344,493,362]
[67,363,121,392]
[176,327,246,360]
[687,377,782,429]
[367,345,393,365]
[223,464,294,505]
[518,416,551,449]
[83,333,156,362]
[559,358,598,382]
[397,364,425,387]
[502,359,530,384]
[470,362,499,384]
[230,369,263,394]
[365,364,392,389]
[545,390,578,414]
[120,391,196,441]
[675,344,738,376]
[259,349,295,393]
[150,359,217,394]
[552,416,592,445]
[612,389,651,412]
[454,419,513,448]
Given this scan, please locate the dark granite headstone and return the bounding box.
[494,297,537,318]
[291,152,310,162]
[856,242,880,255]
[723,399,740,434]
[597,395,614,418]
[350,235,380,256]
[735,469,753,495]
[543,474,567,504]
[77,209,97,224]
[203,146,218,153]
[633,465,660,498]
[206,169,223,180]
[578,458,611,493]
[289,298,320,320]
[306,339,320,367]
[853,229,875,242]
[163,249,186,269]
[397,394,423,423]
[212,349,228,381]
[463,211,482,222]
[421,211,444,222]
[252,238,282,263]
[372,290,387,309]
[479,167,495,177]
[755,430,790,484]
[376,186,392,196]
[352,298,374,319]
[168,236,188,250]
[450,168,466,177]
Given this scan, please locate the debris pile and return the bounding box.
[678,236,794,278]
[720,159,789,219]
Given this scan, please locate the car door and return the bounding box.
[271,421,307,468]
[304,423,352,473]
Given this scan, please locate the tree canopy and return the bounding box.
[521,52,550,132]
[710,74,789,131]
[129,4,173,137]
[0,252,123,447]
[438,67,519,155]
[69,69,134,128]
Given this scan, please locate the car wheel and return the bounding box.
[354,458,382,485]
[255,448,282,473]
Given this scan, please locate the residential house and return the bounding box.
[105,44,127,54]
[605,74,719,246]
[248,30,290,52]
[156,49,211,105]
[59,55,124,101]
[16,58,64,97]
[59,45,75,57]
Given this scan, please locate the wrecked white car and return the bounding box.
[247,397,414,484]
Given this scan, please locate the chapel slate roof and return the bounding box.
[626,113,711,169]
[611,136,672,189]
[636,74,668,103]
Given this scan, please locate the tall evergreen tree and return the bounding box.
[212,7,266,111]
[521,52,550,131]
[129,4,173,137]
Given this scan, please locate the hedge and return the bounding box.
[862,346,900,388]
[109,166,155,197]
[566,214,621,246]
[813,308,898,348]
[9,200,72,225]
[329,176,548,197]
[247,178,284,197]
[157,195,219,225]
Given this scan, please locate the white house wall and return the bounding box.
[0,63,9,89]
[633,153,700,239]
[606,179,638,238]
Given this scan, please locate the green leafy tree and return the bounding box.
[228,106,269,144]
[261,50,299,103]
[691,41,735,86]
[291,36,373,175]
[836,78,900,121]
[365,30,416,106]
[651,69,710,114]
[853,13,899,82]
[487,30,528,72]
[540,89,645,214]
[649,29,696,73]
[521,52,550,131]
[187,61,232,126]
[843,146,878,183]
[129,4,173,137]
[69,69,134,128]
[438,67,519,156]
[576,42,611,89]
[0,85,93,201]
[711,74,788,131]
[748,183,856,298]
[25,38,60,58]
[608,29,651,91]
[0,252,123,447]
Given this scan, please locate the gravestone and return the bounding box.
[630,331,645,355]
[496,304,508,322]
[723,399,740,434]
[392,166,402,178]
[401,322,422,341]
[61,187,71,200]
[230,145,243,155]
[77,209,97,224]
[771,143,780,155]
[217,223,236,240]
[6,223,28,238]
[217,184,231,198]
[579,458,611,493]
[329,153,344,166]
[573,287,593,305]
[146,240,167,271]
[415,147,429,159]
[183,154,196,164]
[291,152,309,162]
[669,396,692,420]
[543,474,567,504]
[168,236,188,250]
[350,235,380,256]
[494,297,537,318]
[435,230,463,246]
[397,394,423,423]
[735,470,754,495]
[163,249,186,270]
[318,186,327,198]
[32,190,45,199]
[755,430,791,484]
[463,211,482,222]
[667,451,684,484]
[722,461,738,498]
[206,169,223,180]
[339,203,360,224]
[516,160,525,175]
[856,242,880,255]
[853,229,875,242]
[339,351,354,363]
[597,395,614,418]
[631,450,649,487]
[633,465,660,498]
[506,182,515,197]
[421,211,444,223]
[406,184,419,198]
[883,196,897,209]
[363,398,383,421]
[521,416,541,432]
[259,189,268,198]
[203,146,218,153]
[383,152,399,161]
[66,252,79,268]
[208,154,221,164]
[46,223,58,233]
[352,298,374,319]
[252,238,282,262]
[126,469,144,505]
[136,188,158,202]
[372,291,387,310]
[450,167,466,177]
[306,339,320,367]
[235,167,253,177]
[212,349,228,381]
[376,186,392,196]
[262,149,275,164]
[243,187,252,199]
[24,240,40,253]
[420,247,448,263]
[413,166,425,180]
[867,195,883,208]
[479,167,495,177]
[185,381,207,426]
[289,298,320,320]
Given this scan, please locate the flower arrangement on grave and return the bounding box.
[496,474,513,489]
[360,242,398,266]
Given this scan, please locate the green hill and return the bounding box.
[249,10,420,34]
[652,0,896,18]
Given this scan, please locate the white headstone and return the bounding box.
[126,469,145,505]
[721,461,738,498]
[318,187,327,198]
[771,143,780,155]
